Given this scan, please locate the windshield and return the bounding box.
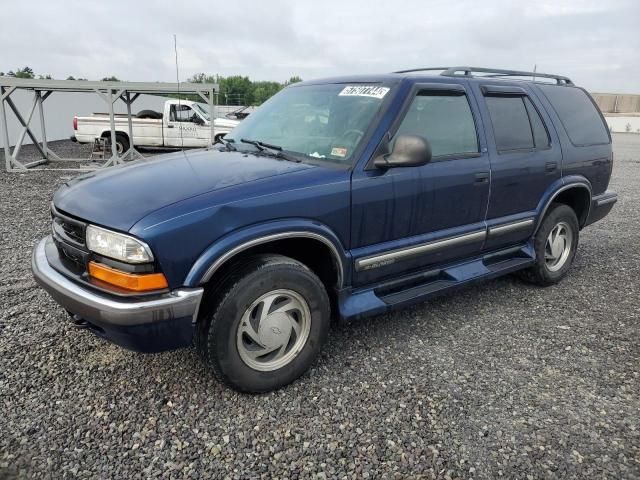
[225,83,392,164]
[193,103,210,121]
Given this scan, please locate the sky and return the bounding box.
[1,0,638,93]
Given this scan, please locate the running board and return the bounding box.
[339,244,535,321]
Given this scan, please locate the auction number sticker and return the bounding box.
[339,85,390,99]
[331,147,348,157]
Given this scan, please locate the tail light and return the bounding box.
[73,116,78,130]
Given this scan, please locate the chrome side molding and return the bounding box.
[488,218,534,237]
[355,230,486,271]
[356,217,536,272]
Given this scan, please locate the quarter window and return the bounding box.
[394,91,478,157]
[524,97,550,149]
[538,84,609,146]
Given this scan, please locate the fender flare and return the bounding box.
[184,219,349,288]
[535,177,592,231]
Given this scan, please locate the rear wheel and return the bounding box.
[115,133,130,155]
[519,204,579,286]
[196,255,330,393]
[103,133,130,155]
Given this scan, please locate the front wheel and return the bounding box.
[519,203,579,286]
[196,255,330,393]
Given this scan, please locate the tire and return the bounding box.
[519,203,579,286]
[196,254,331,393]
[136,109,163,119]
[102,133,130,155]
[115,133,130,155]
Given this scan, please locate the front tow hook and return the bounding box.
[66,311,89,329]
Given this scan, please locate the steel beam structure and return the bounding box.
[0,78,218,172]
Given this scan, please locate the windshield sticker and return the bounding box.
[339,85,390,99]
[309,151,326,158]
[331,147,348,158]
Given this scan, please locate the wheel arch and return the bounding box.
[536,179,592,230]
[100,130,129,142]
[185,221,349,290]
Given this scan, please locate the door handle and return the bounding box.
[545,161,558,172]
[475,172,489,184]
[167,124,175,128]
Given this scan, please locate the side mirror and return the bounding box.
[374,134,432,169]
[193,115,205,125]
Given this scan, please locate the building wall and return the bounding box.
[604,115,640,134]
[592,93,640,114]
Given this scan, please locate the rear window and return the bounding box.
[538,85,609,146]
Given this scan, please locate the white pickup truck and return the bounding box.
[72,99,240,154]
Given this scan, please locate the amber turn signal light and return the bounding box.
[88,261,168,292]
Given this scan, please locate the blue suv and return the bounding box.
[32,67,617,392]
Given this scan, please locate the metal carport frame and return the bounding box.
[0,78,218,172]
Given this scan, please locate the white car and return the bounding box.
[72,99,240,154]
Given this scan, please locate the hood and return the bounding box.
[213,117,240,128]
[53,149,315,231]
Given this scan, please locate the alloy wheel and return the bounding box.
[544,221,573,272]
[236,289,311,371]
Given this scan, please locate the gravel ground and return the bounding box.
[1,137,639,479]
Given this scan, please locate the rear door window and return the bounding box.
[485,96,534,151]
[538,85,609,146]
[394,91,478,157]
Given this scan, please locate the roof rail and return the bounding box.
[393,66,573,85]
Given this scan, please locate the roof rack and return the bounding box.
[393,66,573,85]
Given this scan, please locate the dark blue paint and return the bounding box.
[50,72,616,330]
[86,315,194,353]
[350,80,491,285]
[469,81,563,221]
[54,149,316,231]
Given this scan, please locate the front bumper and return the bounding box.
[32,236,204,352]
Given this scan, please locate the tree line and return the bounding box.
[180,73,302,106]
[1,66,302,106]
[0,66,88,81]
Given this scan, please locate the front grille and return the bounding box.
[51,205,89,271]
[51,205,87,248]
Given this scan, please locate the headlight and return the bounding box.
[86,225,153,264]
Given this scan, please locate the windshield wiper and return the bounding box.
[217,137,237,151]
[240,138,301,163]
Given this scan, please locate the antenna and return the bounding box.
[174,34,184,151]
[533,64,537,82]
